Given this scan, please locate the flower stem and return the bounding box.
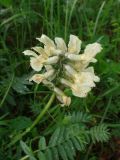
[7,93,55,148]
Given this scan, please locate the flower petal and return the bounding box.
[23,50,38,57]
[45,65,53,71]
[90,58,97,63]
[55,37,67,52]
[64,65,77,76]
[30,56,43,71]
[68,35,82,54]
[74,72,96,87]
[42,80,54,87]
[54,87,64,96]
[36,34,56,48]
[84,67,100,82]
[46,56,59,64]
[81,42,102,61]
[44,69,55,79]
[57,95,71,106]
[65,53,81,61]
[54,87,71,106]
[32,47,47,56]
[29,74,44,84]
[60,78,72,87]
[71,85,91,97]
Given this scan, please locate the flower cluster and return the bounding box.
[23,34,102,106]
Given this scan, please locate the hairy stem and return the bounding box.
[7,93,55,148]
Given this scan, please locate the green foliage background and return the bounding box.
[0,0,120,160]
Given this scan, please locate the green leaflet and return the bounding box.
[20,112,110,160]
[90,124,110,143]
[39,136,46,150]
[20,141,36,160]
[49,127,61,146]
[38,151,46,160]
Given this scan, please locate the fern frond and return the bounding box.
[37,125,88,160]
[89,123,110,143]
[20,113,110,160]
[62,111,92,126]
[71,111,92,124]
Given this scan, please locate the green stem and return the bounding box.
[20,150,39,160]
[7,93,55,148]
[0,74,14,109]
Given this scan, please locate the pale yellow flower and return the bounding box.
[46,56,59,64]
[23,48,59,72]
[66,42,102,71]
[23,49,47,71]
[61,65,100,97]
[68,35,82,54]
[32,46,47,55]
[36,34,82,56]
[30,55,46,72]
[54,87,71,106]
[23,34,102,105]
[71,85,92,97]
[36,34,57,56]
[34,34,82,57]
[70,72,97,97]
[55,37,67,53]
[66,42,102,60]
[30,69,54,84]
[29,74,44,84]
[79,42,102,63]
